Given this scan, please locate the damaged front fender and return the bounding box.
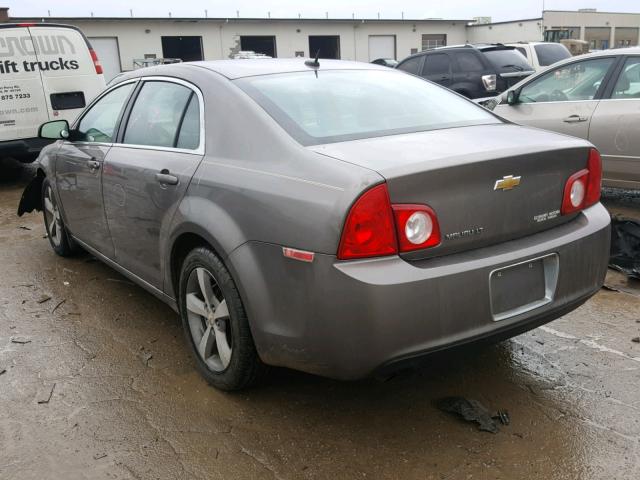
[17,170,45,216]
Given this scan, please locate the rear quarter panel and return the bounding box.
[163,66,382,296]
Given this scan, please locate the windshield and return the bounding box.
[236,70,501,146]
[534,44,572,67]
[483,49,533,73]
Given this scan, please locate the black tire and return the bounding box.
[179,246,267,391]
[41,178,77,257]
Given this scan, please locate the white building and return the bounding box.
[3,7,469,81]
[4,7,640,82]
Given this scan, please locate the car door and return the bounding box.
[421,53,452,88]
[494,56,618,139]
[55,81,136,257]
[589,56,640,188]
[102,78,204,289]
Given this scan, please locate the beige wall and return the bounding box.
[543,10,640,48]
[466,19,543,43]
[24,18,467,71]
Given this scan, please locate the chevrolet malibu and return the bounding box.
[18,59,610,390]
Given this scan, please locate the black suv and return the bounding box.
[396,44,535,99]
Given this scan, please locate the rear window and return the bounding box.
[482,48,533,73]
[534,43,572,67]
[236,70,501,146]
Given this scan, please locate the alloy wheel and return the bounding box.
[185,267,233,372]
[43,185,62,247]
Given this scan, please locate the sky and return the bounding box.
[6,0,640,23]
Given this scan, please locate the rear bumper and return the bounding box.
[0,137,52,160]
[229,203,611,380]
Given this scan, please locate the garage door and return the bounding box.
[88,37,121,82]
[368,35,396,61]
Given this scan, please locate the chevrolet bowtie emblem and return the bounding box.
[494,175,521,191]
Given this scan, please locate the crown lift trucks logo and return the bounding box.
[0,34,79,74]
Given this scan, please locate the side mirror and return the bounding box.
[506,90,520,106]
[38,120,70,140]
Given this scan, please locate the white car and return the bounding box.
[488,48,640,189]
[506,42,572,72]
[0,23,106,162]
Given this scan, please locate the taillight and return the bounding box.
[561,148,602,215]
[585,147,602,206]
[337,183,441,260]
[89,49,103,75]
[337,184,397,260]
[393,205,441,252]
[481,74,497,92]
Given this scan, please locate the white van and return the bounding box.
[0,23,106,162]
[505,42,572,72]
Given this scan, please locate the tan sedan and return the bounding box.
[488,47,640,189]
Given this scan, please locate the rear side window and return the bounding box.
[423,54,451,76]
[534,44,572,67]
[515,47,528,59]
[397,56,423,75]
[176,95,201,149]
[77,83,134,143]
[482,48,533,73]
[123,81,195,148]
[519,57,615,103]
[454,52,484,72]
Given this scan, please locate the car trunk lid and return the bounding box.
[309,124,592,260]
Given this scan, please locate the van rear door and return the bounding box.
[27,25,106,127]
[0,26,49,141]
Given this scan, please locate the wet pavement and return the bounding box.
[1,157,639,479]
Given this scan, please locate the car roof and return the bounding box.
[536,46,640,69]
[398,43,519,62]
[505,42,561,45]
[187,58,388,79]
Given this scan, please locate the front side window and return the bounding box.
[77,83,134,143]
[236,69,501,146]
[611,57,640,99]
[519,57,615,103]
[123,81,195,148]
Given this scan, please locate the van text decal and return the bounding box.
[0,35,76,57]
[0,58,79,74]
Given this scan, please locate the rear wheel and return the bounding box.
[179,247,267,391]
[42,178,76,257]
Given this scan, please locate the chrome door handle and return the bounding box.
[155,171,179,185]
[563,115,588,123]
[87,160,100,170]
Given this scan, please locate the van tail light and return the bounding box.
[337,183,441,260]
[561,148,602,215]
[393,205,441,252]
[481,74,497,92]
[89,49,104,75]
